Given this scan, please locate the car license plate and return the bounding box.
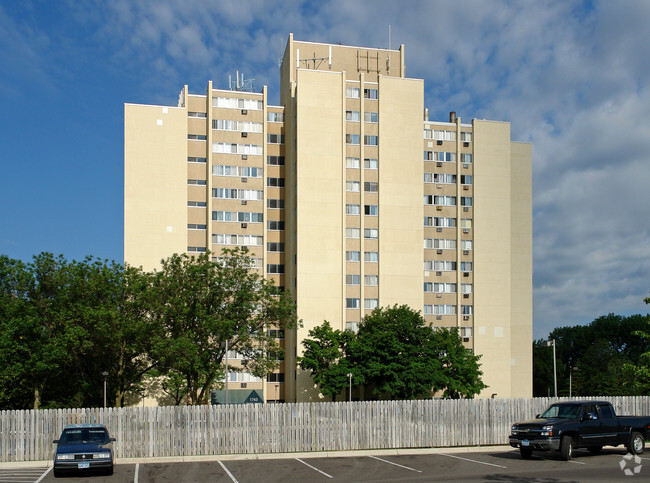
[522,440,530,447]
[78,462,90,469]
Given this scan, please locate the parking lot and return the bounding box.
[4,446,649,482]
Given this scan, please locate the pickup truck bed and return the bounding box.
[509,400,650,460]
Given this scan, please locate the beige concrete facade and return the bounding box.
[124,35,532,402]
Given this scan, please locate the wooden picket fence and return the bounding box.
[1,396,649,462]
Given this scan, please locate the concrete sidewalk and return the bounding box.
[0,444,513,468]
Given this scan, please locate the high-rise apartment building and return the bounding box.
[125,34,532,402]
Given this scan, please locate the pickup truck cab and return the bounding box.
[509,401,650,460]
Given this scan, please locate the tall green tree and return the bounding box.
[147,248,298,405]
[298,321,356,401]
[623,295,650,393]
[433,328,487,399]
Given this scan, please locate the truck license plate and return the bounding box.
[78,462,90,469]
[522,440,530,447]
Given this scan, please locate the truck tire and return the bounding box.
[628,431,645,455]
[520,446,533,459]
[560,435,573,461]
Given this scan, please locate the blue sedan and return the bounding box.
[53,424,115,477]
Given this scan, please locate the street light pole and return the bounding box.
[225,339,229,405]
[102,371,108,409]
[546,339,557,397]
[347,373,353,402]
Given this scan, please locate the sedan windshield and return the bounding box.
[540,404,581,419]
[59,428,109,444]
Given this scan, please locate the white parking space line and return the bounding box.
[295,458,334,478]
[218,460,240,483]
[135,463,140,483]
[439,453,507,469]
[369,455,423,473]
[568,460,586,465]
[35,467,53,483]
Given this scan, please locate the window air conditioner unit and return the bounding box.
[436,249,443,254]
[436,271,442,276]
[463,272,470,277]
[436,206,443,211]
[436,162,443,167]
[436,293,442,298]
[463,142,470,147]
[463,337,470,342]
[241,109,248,115]
[463,164,469,169]
[436,315,442,320]
[436,140,443,145]
[463,185,469,190]
[463,250,469,255]
[241,131,248,137]
[241,155,248,160]
[241,200,247,205]
[463,207,469,212]
[463,293,470,299]
[463,315,470,320]
[241,177,247,183]
[463,228,469,233]
[241,223,247,228]
[241,383,247,388]
[436,227,442,232]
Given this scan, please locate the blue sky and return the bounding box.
[1,0,649,340]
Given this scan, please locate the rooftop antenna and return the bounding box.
[228,71,256,92]
[278,36,283,68]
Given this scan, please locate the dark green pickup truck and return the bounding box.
[509,400,650,460]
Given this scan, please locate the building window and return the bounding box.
[461,131,472,142]
[364,158,378,169]
[364,251,378,262]
[461,305,473,315]
[364,298,378,309]
[364,112,378,123]
[346,134,360,145]
[460,175,472,185]
[212,211,263,223]
[346,110,360,121]
[363,88,378,99]
[346,181,360,192]
[346,250,361,262]
[433,305,457,315]
[188,134,207,140]
[187,201,207,207]
[424,195,456,206]
[461,239,473,250]
[267,242,285,252]
[424,130,456,141]
[267,156,285,166]
[214,165,261,177]
[424,217,456,228]
[268,220,285,231]
[346,157,360,168]
[187,246,206,253]
[213,234,264,246]
[188,111,207,118]
[346,227,360,238]
[346,274,361,285]
[424,260,457,271]
[267,133,285,144]
[461,197,472,207]
[346,298,360,309]
[213,97,263,110]
[364,135,378,146]
[188,156,207,163]
[364,228,378,239]
[364,205,378,216]
[213,119,263,132]
[346,87,360,98]
[267,264,285,274]
[424,238,456,249]
[424,173,456,184]
[462,153,473,164]
[268,112,284,122]
[461,218,472,229]
[346,204,361,215]
[364,182,378,192]
[461,283,472,294]
[267,199,284,209]
[346,321,359,332]
[364,275,378,286]
[424,283,456,293]
[461,262,473,272]
[213,143,263,155]
[460,327,473,337]
[188,179,207,186]
[266,372,285,383]
[267,177,285,188]
[213,188,263,200]
[268,329,285,338]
